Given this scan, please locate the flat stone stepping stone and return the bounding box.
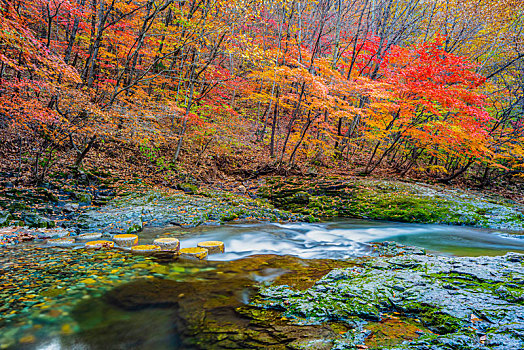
[153,238,180,251]
[113,234,138,247]
[46,238,76,247]
[76,233,102,242]
[179,247,208,260]
[130,245,161,255]
[85,240,115,248]
[197,241,225,254]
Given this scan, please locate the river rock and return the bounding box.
[74,190,300,234]
[63,203,80,213]
[76,233,102,242]
[46,238,76,247]
[0,211,12,227]
[76,192,92,205]
[85,240,114,248]
[255,249,524,349]
[130,245,161,255]
[177,183,198,195]
[22,213,55,228]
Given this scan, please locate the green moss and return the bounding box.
[0,211,13,227]
[259,177,524,229]
[221,212,238,222]
[177,183,198,195]
[40,288,66,297]
[126,223,143,233]
[364,317,428,349]
[402,302,464,334]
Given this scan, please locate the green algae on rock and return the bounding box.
[254,247,524,350]
[259,177,524,231]
[76,189,303,235]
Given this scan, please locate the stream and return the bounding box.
[1,219,524,349]
[143,219,524,259]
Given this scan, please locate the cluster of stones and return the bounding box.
[45,233,224,260]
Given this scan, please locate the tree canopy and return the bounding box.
[1,0,523,186]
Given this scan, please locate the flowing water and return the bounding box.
[1,219,524,349]
[145,219,524,259]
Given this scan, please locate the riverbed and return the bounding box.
[1,219,523,349]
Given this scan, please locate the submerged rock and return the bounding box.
[69,255,357,350]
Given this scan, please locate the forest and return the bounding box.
[1,0,524,349]
[1,0,523,188]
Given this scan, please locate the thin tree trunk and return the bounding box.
[174,52,197,163]
[289,111,313,165]
[269,88,280,158]
[278,82,305,164]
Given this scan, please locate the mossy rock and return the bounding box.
[40,287,66,298]
[75,192,93,204]
[36,187,59,202]
[22,213,55,228]
[221,212,238,222]
[0,211,13,227]
[177,183,198,195]
[126,221,143,234]
[402,302,465,334]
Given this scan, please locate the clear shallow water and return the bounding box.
[144,219,524,259]
[2,219,524,349]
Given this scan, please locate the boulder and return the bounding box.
[0,211,12,227]
[76,192,93,205]
[63,203,80,213]
[22,213,55,228]
[177,183,198,195]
